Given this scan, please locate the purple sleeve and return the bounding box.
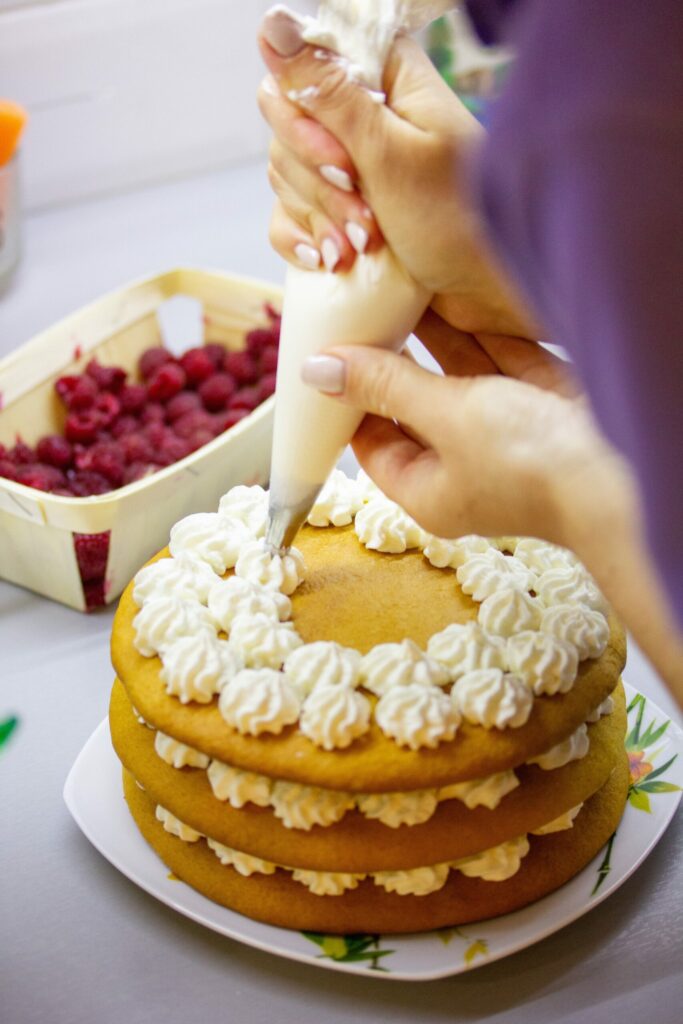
[466,0,683,624]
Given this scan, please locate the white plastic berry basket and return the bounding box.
[0,267,282,611]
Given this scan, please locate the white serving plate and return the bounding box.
[0,267,281,610]
[63,683,682,981]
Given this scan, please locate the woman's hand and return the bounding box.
[258,8,538,337]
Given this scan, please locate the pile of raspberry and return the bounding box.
[0,305,280,610]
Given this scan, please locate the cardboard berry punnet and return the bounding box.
[0,267,281,611]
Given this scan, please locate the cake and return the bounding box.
[110,469,629,934]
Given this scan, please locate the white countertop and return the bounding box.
[1,161,681,1024]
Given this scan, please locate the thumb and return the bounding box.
[301,345,453,439]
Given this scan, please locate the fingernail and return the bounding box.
[261,5,305,57]
[294,242,320,269]
[321,237,340,271]
[301,354,346,394]
[319,165,354,192]
[345,221,368,254]
[261,74,280,97]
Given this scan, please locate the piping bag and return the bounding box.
[266,1,454,550]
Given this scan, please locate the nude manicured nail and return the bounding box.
[301,355,346,394]
[261,6,305,57]
[294,242,321,269]
[346,221,368,254]
[321,237,340,271]
[319,165,354,192]
[261,74,280,97]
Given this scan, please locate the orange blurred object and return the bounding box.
[0,100,28,167]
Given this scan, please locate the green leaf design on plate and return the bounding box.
[464,939,489,965]
[628,788,651,813]
[591,831,616,896]
[638,780,681,794]
[0,716,19,752]
[301,932,395,972]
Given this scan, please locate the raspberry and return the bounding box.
[215,408,249,432]
[140,402,166,424]
[7,440,35,465]
[187,428,215,452]
[230,386,260,411]
[198,373,236,411]
[173,409,216,439]
[119,384,147,413]
[90,448,125,487]
[83,578,106,611]
[166,390,202,422]
[143,422,169,449]
[86,359,127,392]
[256,372,277,402]
[180,348,215,386]
[123,461,155,485]
[224,350,258,384]
[138,346,175,380]
[15,464,66,491]
[148,363,186,401]
[68,470,111,496]
[118,433,154,465]
[111,415,139,438]
[65,410,100,444]
[203,343,226,368]
[259,345,279,375]
[93,392,121,428]
[36,435,73,469]
[246,327,277,355]
[0,459,18,480]
[0,443,5,459]
[73,531,110,582]
[55,375,80,404]
[156,435,193,465]
[66,375,99,410]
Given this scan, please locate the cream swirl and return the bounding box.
[355,468,383,502]
[536,564,607,612]
[270,781,355,830]
[531,803,583,835]
[439,770,520,810]
[452,669,533,729]
[159,633,242,703]
[133,555,218,606]
[208,576,291,632]
[512,537,577,574]
[284,641,362,698]
[477,587,543,638]
[207,760,273,808]
[234,539,305,595]
[217,484,268,536]
[299,686,371,749]
[356,789,438,828]
[505,630,579,695]
[373,863,450,896]
[307,468,364,526]
[452,835,529,881]
[169,512,251,574]
[154,731,210,769]
[291,869,364,896]
[155,805,202,842]
[132,596,215,658]
[228,613,302,669]
[422,534,492,569]
[427,621,506,680]
[218,668,301,735]
[360,638,448,696]
[528,723,589,769]
[457,550,537,602]
[354,497,427,553]
[206,838,276,876]
[375,683,460,749]
[540,604,609,660]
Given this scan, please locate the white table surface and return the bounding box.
[1,160,681,1024]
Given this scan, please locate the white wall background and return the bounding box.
[0,0,280,210]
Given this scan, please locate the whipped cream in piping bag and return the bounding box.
[265,1,454,548]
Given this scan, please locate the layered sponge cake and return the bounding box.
[110,470,629,934]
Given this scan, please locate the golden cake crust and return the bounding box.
[122,754,630,934]
[111,678,626,871]
[111,531,626,791]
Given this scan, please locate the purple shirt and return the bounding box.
[465,0,683,625]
